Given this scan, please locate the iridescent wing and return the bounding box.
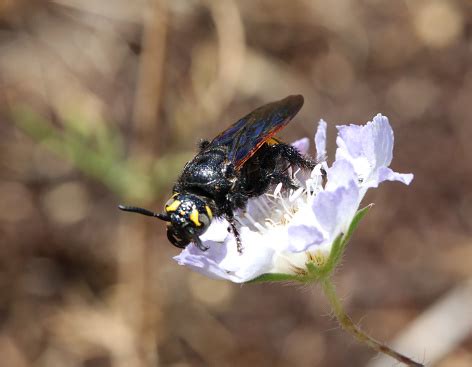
[208,95,304,169]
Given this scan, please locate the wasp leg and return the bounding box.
[226,189,249,211]
[265,142,317,191]
[266,171,298,190]
[194,236,210,251]
[229,219,243,254]
[271,142,316,170]
[223,209,244,254]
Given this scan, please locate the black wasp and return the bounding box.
[119,95,314,253]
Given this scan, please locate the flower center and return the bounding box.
[234,164,325,234]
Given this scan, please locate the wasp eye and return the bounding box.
[166,226,188,249]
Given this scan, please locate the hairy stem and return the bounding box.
[320,277,424,367]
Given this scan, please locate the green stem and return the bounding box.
[320,277,424,367]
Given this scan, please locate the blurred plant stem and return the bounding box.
[125,1,168,367]
[249,206,423,366]
[131,0,167,157]
[320,277,424,367]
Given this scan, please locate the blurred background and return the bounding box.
[1,0,471,366]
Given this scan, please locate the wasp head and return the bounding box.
[163,193,213,250]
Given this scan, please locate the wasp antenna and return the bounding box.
[155,213,171,221]
[118,205,171,221]
[118,205,154,217]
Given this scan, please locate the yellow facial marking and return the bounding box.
[205,205,213,219]
[165,200,181,212]
[189,208,201,227]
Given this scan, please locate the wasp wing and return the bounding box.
[209,95,304,169]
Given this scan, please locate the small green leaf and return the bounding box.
[342,204,373,244]
[323,233,344,275]
[323,204,373,277]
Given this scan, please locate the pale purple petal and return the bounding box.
[335,124,372,180]
[200,219,230,242]
[362,114,394,169]
[376,167,414,187]
[313,181,360,237]
[315,119,327,162]
[326,159,357,192]
[174,227,275,283]
[174,242,235,281]
[291,137,310,155]
[336,124,363,159]
[216,229,275,282]
[286,179,360,254]
[287,224,325,252]
[335,114,413,189]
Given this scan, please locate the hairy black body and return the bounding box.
[119,95,315,253]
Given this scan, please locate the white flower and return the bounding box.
[174,114,413,283]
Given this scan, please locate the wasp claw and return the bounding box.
[194,237,209,251]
